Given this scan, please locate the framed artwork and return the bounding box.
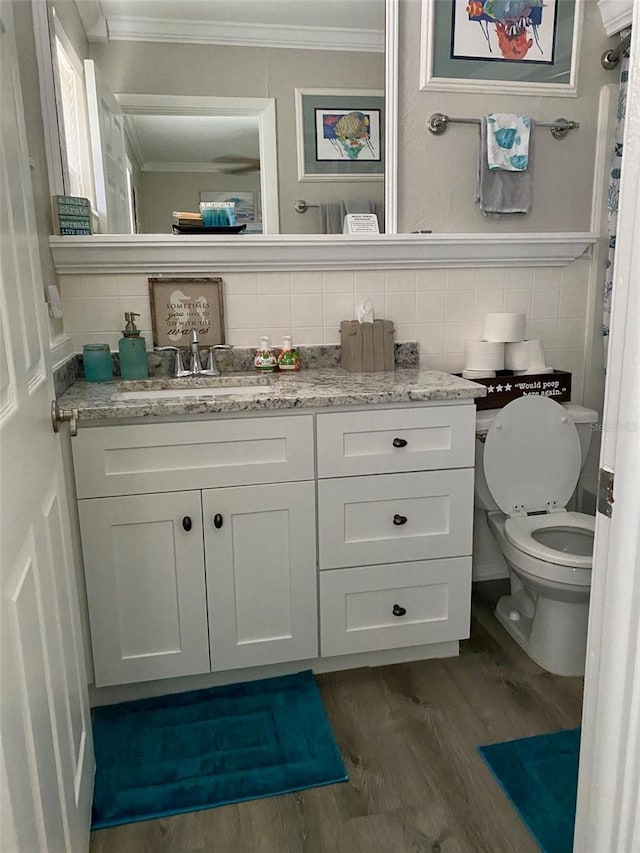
[148,277,225,348]
[420,0,582,96]
[295,88,384,181]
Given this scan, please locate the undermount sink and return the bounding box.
[112,376,275,402]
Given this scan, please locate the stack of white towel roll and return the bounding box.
[462,312,552,379]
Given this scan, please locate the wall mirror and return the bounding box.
[40,0,389,237]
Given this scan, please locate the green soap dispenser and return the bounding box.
[118,312,149,379]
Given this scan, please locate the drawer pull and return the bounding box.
[392,437,408,448]
[213,513,224,529]
[392,604,407,617]
[182,516,192,532]
[393,514,408,526]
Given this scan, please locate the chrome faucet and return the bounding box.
[189,329,203,375]
[190,330,233,377]
[156,331,232,377]
[154,346,191,377]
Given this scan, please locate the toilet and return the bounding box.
[474,395,599,676]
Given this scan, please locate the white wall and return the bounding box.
[58,258,591,402]
[88,40,385,234]
[137,171,261,233]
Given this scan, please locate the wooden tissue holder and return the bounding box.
[340,319,395,372]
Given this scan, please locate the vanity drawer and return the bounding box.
[316,404,475,478]
[73,415,314,498]
[318,469,474,569]
[320,558,471,657]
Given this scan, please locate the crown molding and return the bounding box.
[48,233,596,275]
[597,0,633,36]
[140,161,256,173]
[74,0,108,43]
[104,15,384,52]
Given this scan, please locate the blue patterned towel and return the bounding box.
[486,114,531,171]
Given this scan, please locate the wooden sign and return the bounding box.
[462,370,572,410]
[149,277,225,348]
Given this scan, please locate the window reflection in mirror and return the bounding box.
[48,0,385,236]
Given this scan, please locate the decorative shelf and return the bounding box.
[49,232,597,275]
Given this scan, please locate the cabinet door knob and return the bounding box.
[182,516,192,531]
[392,604,407,617]
[213,513,224,529]
[392,437,408,448]
[393,514,408,526]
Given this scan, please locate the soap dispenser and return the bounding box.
[118,312,149,379]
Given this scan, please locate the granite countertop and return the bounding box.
[57,368,487,422]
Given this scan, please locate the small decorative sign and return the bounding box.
[343,213,379,234]
[149,277,225,348]
[463,370,572,410]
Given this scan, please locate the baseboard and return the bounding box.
[88,641,460,707]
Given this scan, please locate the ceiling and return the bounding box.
[123,113,260,172]
[87,0,384,51]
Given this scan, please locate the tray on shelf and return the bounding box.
[172,223,247,234]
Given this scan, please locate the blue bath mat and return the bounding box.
[478,728,580,853]
[91,670,347,829]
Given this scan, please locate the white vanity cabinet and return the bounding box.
[78,491,210,686]
[316,405,476,657]
[73,415,317,687]
[72,400,477,689]
[202,481,317,672]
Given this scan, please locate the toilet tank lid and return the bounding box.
[476,402,599,434]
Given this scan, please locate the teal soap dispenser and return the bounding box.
[118,312,149,379]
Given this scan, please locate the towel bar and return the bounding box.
[294,200,320,214]
[427,113,579,140]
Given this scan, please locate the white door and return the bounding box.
[78,492,210,687]
[203,482,317,671]
[84,59,130,234]
[0,5,94,852]
[573,19,640,852]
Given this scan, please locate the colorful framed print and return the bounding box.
[420,0,582,96]
[295,89,384,181]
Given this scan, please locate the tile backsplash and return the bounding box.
[58,257,590,401]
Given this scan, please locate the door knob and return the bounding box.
[393,514,408,525]
[392,604,407,617]
[392,437,408,448]
[51,400,79,437]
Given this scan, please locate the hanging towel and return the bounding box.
[476,119,535,217]
[319,203,343,234]
[486,114,531,171]
[319,200,383,233]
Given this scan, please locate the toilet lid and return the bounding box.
[483,396,582,516]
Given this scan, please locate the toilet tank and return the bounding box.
[474,403,599,511]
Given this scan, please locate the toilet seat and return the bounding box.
[504,511,594,574]
[483,396,582,516]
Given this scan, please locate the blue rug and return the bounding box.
[91,670,347,829]
[478,728,581,853]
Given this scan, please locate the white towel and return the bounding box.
[486,114,531,171]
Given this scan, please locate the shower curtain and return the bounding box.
[603,36,631,361]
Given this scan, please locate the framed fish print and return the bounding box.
[420,0,582,96]
[295,88,385,181]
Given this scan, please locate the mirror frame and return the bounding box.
[34,0,396,237]
[39,0,596,274]
[116,94,279,234]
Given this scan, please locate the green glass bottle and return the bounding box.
[118,312,149,379]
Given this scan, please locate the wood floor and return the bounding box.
[89,583,584,853]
